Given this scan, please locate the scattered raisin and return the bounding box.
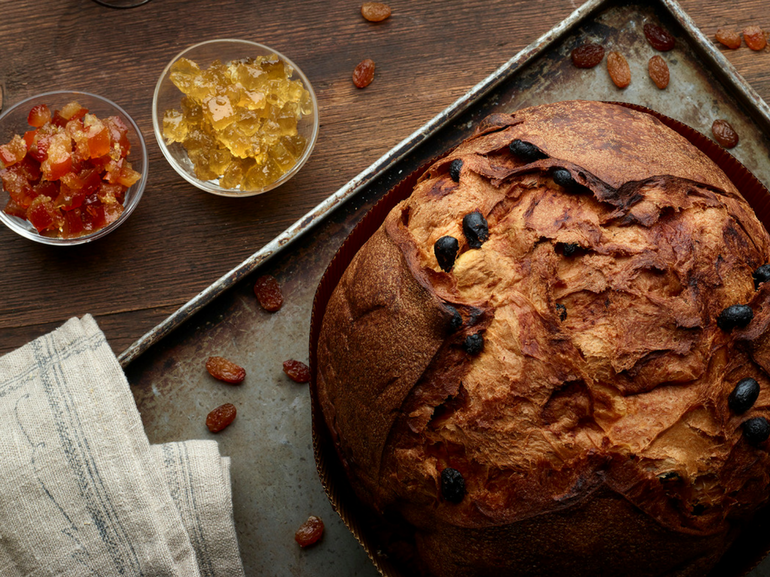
[283,359,311,383]
[743,25,767,51]
[441,467,466,503]
[509,139,547,162]
[712,119,739,149]
[449,159,463,182]
[555,303,567,322]
[206,403,237,433]
[716,28,742,50]
[551,167,574,188]
[753,264,770,289]
[607,51,631,88]
[295,515,324,547]
[648,55,670,89]
[352,59,376,88]
[729,378,760,414]
[434,236,460,272]
[742,417,770,446]
[717,304,753,331]
[254,275,284,312]
[206,356,246,384]
[571,43,605,68]
[644,23,676,51]
[463,333,484,355]
[445,305,463,332]
[361,2,391,22]
[462,211,489,249]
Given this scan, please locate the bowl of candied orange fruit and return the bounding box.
[152,39,319,197]
[0,91,148,244]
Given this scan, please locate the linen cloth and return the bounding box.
[0,315,244,577]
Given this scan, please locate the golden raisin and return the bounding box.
[644,23,676,51]
[206,356,246,384]
[254,275,284,312]
[283,359,311,383]
[607,51,631,88]
[712,119,739,149]
[361,2,391,22]
[743,26,767,51]
[295,516,324,547]
[570,43,605,68]
[206,403,237,433]
[353,59,376,88]
[648,55,669,89]
[716,28,742,50]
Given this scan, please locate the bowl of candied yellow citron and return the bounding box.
[152,39,319,197]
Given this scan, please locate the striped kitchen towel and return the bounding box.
[0,315,244,577]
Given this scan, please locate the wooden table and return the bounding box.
[1,0,769,357]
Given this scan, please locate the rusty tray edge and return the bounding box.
[117,0,770,369]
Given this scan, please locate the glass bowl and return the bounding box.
[0,90,148,246]
[152,39,320,198]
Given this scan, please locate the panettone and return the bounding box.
[315,100,770,576]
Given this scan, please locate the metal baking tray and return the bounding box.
[123,0,770,575]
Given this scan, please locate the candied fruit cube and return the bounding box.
[83,115,111,159]
[26,196,61,232]
[60,101,88,121]
[27,104,52,128]
[0,135,28,168]
[41,132,73,181]
[170,58,203,94]
[163,109,189,144]
[268,141,295,171]
[203,94,237,131]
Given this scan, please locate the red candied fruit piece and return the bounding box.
[34,179,59,200]
[1,168,36,209]
[87,125,111,159]
[41,132,73,181]
[27,104,52,128]
[62,210,85,238]
[254,275,284,312]
[97,182,126,205]
[644,23,676,51]
[26,196,60,232]
[104,116,131,158]
[4,199,27,218]
[0,135,28,168]
[283,360,311,383]
[743,25,767,51]
[295,516,324,548]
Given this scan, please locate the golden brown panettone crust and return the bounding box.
[315,101,770,576]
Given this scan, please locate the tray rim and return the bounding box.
[118,0,770,369]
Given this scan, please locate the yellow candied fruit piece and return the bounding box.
[163,109,188,144]
[163,52,312,190]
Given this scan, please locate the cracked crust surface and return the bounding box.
[316,101,770,576]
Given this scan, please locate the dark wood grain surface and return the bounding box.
[1,0,769,356]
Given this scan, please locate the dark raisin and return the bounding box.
[558,242,580,257]
[552,167,574,188]
[463,333,484,355]
[717,304,753,331]
[462,212,489,249]
[712,119,739,149]
[254,275,284,312]
[607,51,631,88]
[571,43,605,68]
[206,403,237,433]
[658,471,680,482]
[742,417,770,446]
[449,159,463,182]
[555,303,567,321]
[434,235,460,272]
[509,139,547,162]
[445,305,463,332]
[729,378,760,414]
[352,59,376,88]
[441,467,466,503]
[753,264,770,289]
[644,23,676,51]
[691,503,706,516]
